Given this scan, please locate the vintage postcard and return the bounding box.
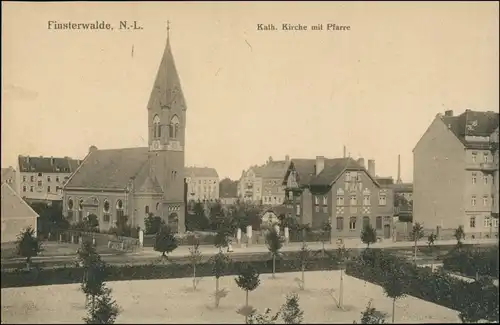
[1,1,498,324]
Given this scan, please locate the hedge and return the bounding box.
[442,246,499,278]
[345,249,499,322]
[1,250,340,289]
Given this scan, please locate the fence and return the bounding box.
[48,228,141,253]
[393,222,499,242]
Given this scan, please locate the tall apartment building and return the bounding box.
[282,156,395,237]
[185,167,219,202]
[18,155,81,203]
[413,109,499,237]
[1,166,17,193]
[238,155,290,205]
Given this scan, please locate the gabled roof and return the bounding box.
[147,35,187,112]
[1,167,15,182]
[18,156,81,173]
[185,167,219,178]
[440,110,499,149]
[64,147,150,190]
[259,160,290,179]
[1,183,39,220]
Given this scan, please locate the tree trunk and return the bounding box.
[215,277,220,308]
[245,290,249,323]
[193,264,197,290]
[392,298,396,324]
[272,254,276,279]
[339,268,344,308]
[414,240,418,265]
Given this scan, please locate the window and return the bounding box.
[288,191,293,200]
[315,196,319,205]
[153,115,161,138]
[156,202,160,211]
[169,115,180,139]
[350,195,357,206]
[116,199,124,220]
[345,172,351,182]
[322,196,327,205]
[38,172,42,177]
[23,176,27,182]
[349,217,357,230]
[30,176,34,182]
[472,152,477,162]
[493,218,498,228]
[376,216,382,230]
[337,195,344,206]
[469,216,476,228]
[56,176,60,182]
[472,173,477,184]
[483,153,488,163]
[22,186,27,192]
[363,195,371,206]
[145,205,150,214]
[37,180,42,187]
[296,204,301,216]
[484,176,489,185]
[103,214,110,222]
[68,197,74,210]
[47,186,51,193]
[336,217,344,230]
[484,217,491,228]
[315,205,320,212]
[363,216,370,228]
[30,186,34,192]
[483,195,489,206]
[47,176,51,182]
[104,200,110,213]
[379,192,387,206]
[471,195,477,206]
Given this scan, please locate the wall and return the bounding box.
[186,176,219,201]
[1,217,37,243]
[20,172,72,201]
[413,116,466,230]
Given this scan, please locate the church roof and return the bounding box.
[147,33,187,112]
[18,156,81,173]
[64,147,150,190]
[185,167,219,178]
[1,182,39,220]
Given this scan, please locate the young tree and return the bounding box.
[336,244,350,309]
[409,222,425,264]
[454,225,465,251]
[188,238,203,291]
[265,227,283,279]
[358,299,387,324]
[294,241,311,290]
[153,225,178,259]
[235,264,261,323]
[319,221,332,255]
[280,292,304,324]
[427,233,437,270]
[381,264,407,324]
[214,217,234,252]
[80,246,108,314]
[361,223,377,249]
[16,226,42,271]
[83,285,120,324]
[210,251,231,308]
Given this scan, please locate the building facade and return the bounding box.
[282,156,395,239]
[17,156,81,203]
[1,166,17,193]
[185,167,219,202]
[63,30,187,233]
[238,155,290,205]
[413,109,499,237]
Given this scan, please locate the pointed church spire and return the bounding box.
[147,21,187,112]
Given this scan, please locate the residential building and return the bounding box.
[17,156,81,203]
[1,182,39,243]
[413,109,499,237]
[1,166,17,193]
[63,30,188,233]
[282,156,395,239]
[238,155,290,205]
[185,167,219,202]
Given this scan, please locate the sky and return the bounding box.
[2,2,499,181]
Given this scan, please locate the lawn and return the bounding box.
[1,270,461,324]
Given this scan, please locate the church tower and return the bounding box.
[147,22,187,233]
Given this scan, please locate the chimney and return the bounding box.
[357,158,365,169]
[50,157,55,165]
[343,146,346,158]
[89,145,98,153]
[444,110,453,117]
[397,154,402,184]
[315,156,325,175]
[368,159,375,176]
[26,156,30,163]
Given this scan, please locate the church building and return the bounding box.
[62,26,187,233]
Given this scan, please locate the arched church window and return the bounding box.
[116,199,124,220]
[68,198,74,210]
[103,199,110,213]
[169,115,180,139]
[153,115,161,138]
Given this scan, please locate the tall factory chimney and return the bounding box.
[397,154,402,184]
[343,146,346,158]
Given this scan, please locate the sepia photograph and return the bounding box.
[1,1,498,324]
